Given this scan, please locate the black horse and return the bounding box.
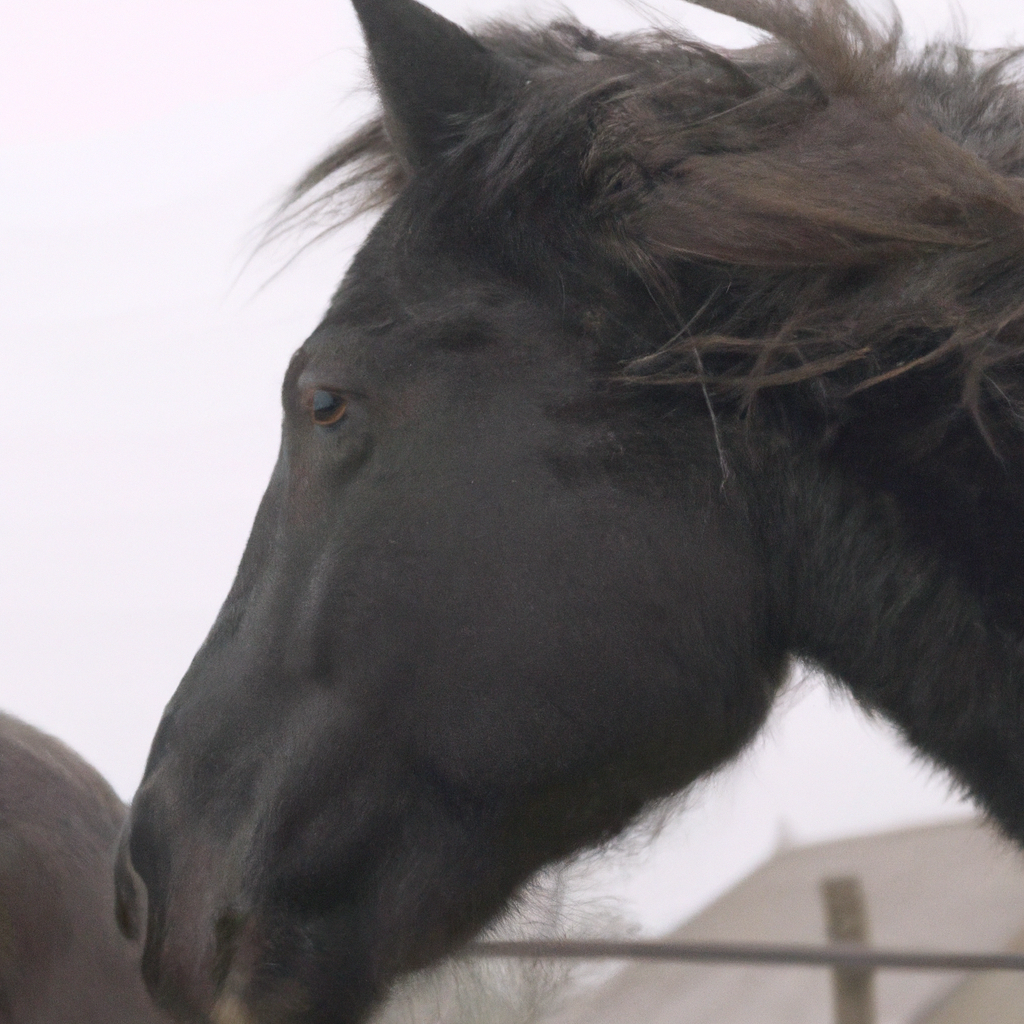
[116,0,1024,1021]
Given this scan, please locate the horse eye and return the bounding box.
[310,390,348,426]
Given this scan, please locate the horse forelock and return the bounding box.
[275,0,1024,448]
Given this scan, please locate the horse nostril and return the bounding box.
[114,826,145,941]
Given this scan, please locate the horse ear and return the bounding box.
[351,0,511,168]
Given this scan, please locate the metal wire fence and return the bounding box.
[466,939,1024,972]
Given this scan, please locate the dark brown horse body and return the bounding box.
[116,2,1024,1022]
[0,713,170,1023]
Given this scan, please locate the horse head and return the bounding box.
[115,1,785,1020]
[117,1,1024,1021]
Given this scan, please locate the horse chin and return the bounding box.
[208,915,306,1024]
[202,909,379,1024]
[210,947,313,1024]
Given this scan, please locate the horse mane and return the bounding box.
[274,0,1024,448]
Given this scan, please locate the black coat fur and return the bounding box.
[118,4,1024,1022]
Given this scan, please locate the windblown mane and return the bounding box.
[275,0,1024,448]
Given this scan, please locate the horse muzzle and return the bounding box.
[115,802,239,1022]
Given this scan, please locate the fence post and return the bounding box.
[821,876,877,1024]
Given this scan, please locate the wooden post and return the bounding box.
[821,876,876,1024]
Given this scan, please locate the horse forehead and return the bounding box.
[307,285,567,380]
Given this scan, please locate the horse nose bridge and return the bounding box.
[183,500,326,676]
[209,543,336,682]
[223,536,363,686]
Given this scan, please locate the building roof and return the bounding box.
[541,819,1024,1024]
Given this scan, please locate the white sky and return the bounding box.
[1,0,1018,935]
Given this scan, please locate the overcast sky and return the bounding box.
[2,0,1019,934]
